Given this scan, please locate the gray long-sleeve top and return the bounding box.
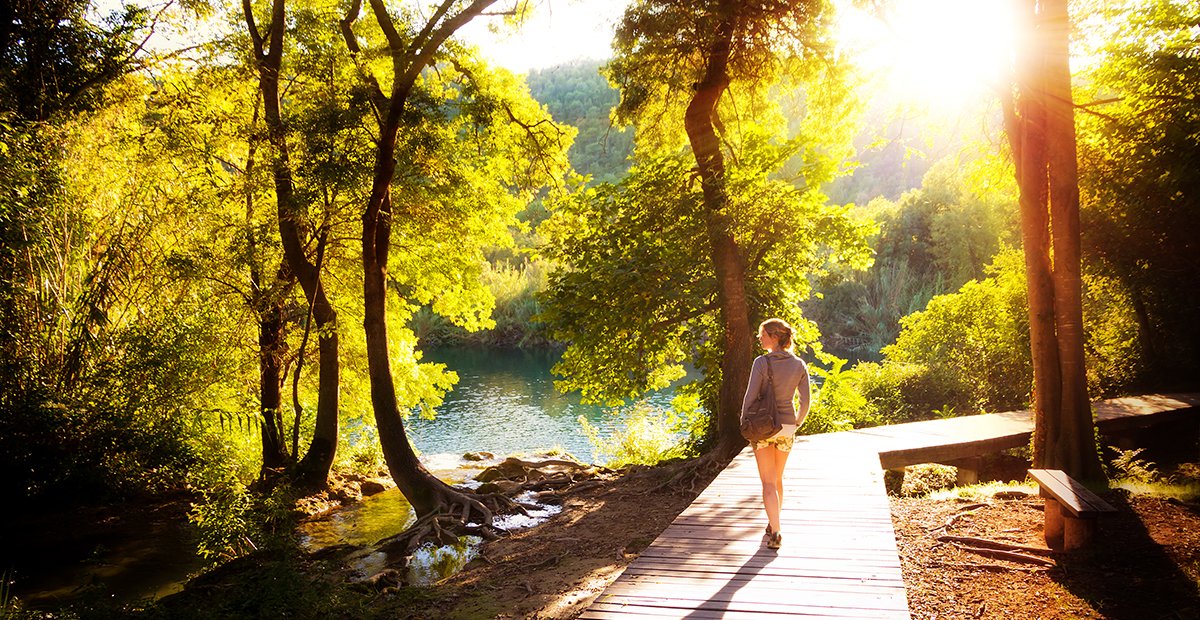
[740,350,811,427]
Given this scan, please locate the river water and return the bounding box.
[405,347,686,465]
[299,347,690,552]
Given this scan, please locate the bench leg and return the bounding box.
[1063,515,1096,551]
[1044,499,1064,550]
[1044,498,1097,550]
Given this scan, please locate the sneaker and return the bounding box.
[767,532,782,549]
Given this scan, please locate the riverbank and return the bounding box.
[141,462,716,619]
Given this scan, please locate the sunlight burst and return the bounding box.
[836,0,1018,109]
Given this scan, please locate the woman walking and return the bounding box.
[742,318,811,550]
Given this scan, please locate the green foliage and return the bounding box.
[809,152,1020,362]
[899,463,959,497]
[853,361,959,424]
[526,60,633,185]
[0,293,246,503]
[881,248,1032,415]
[0,1,148,121]
[1106,447,1160,484]
[1075,0,1200,389]
[409,259,551,348]
[925,481,1038,502]
[186,433,298,564]
[802,358,881,434]
[1081,273,1145,394]
[579,402,692,468]
[541,135,873,409]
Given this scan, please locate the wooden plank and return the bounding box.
[1028,469,1116,516]
[582,603,905,619]
[1095,394,1200,433]
[621,563,905,582]
[593,590,909,614]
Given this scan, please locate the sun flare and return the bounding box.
[836,0,1018,109]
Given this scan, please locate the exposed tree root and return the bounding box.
[377,511,498,560]
[646,451,732,494]
[928,502,990,532]
[926,560,1052,573]
[936,535,1053,556]
[942,541,1057,567]
[372,456,611,564]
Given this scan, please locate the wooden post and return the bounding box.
[945,457,982,485]
[1063,515,1095,550]
[1044,498,1065,550]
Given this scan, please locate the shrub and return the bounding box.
[900,464,959,497]
[854,360,960,423]
[411,259,552,349]
[880,249,1032,415]
[579,401,690,468]
[802,357,883,435]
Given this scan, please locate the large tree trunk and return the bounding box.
[1003,0,1105,482]
[243,92,290,481]
[1041,0,1103,480]
[344,0,501,524]
[683,3,753,459]
[245,0,340,488]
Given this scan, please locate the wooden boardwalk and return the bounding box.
[582,393,1199,619]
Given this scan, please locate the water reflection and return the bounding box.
[300,488,417,549]
[406,536,482,585]
[408,348,691,463]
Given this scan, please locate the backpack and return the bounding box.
[740,357,783,442]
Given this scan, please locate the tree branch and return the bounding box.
[653,299,720,331]
[339,0,388,117]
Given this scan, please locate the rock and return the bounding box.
[463,451,495,462]
[477,480,523,495]
[477,457,531,482]
[364,568,405,590]
[360,479,387,496]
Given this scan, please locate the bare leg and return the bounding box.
[772,446,791,531]
[754,444,783,535]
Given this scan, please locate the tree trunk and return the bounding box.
[1003,0,1104,482]
[344,0,501,524]
[245,0,340,488]
[1041,0,1103,480]
[683,3,752,459]
[257,293,290,479]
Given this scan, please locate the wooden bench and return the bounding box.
[1028,468,1117,550]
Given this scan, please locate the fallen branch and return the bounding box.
[928,503,989,531]
[926,559,1052,573]
[937,535,1053,556]
[948,542,1056,567]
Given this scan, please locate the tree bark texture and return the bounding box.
[257,296,290,476]
[345,0,499,521]
[245,0,341,488]
[683,3,753,459]
[1003,0,1105,481]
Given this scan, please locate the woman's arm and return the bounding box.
[795,360,811,419]
[740,357,765,418]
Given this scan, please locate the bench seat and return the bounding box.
[1028,468,1117,550]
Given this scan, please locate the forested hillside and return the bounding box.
[526,60,633,184]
